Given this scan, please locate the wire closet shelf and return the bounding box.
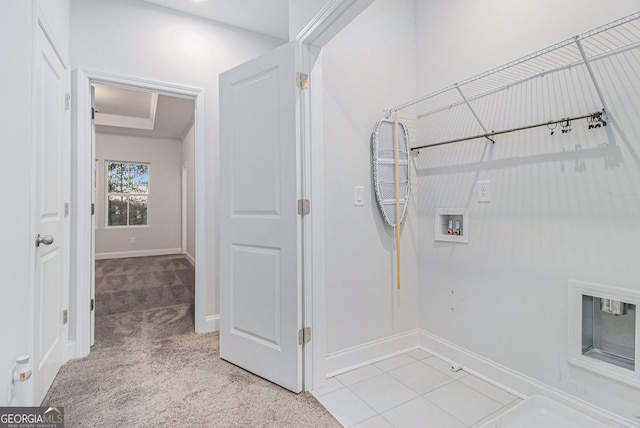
[386,11,640,151]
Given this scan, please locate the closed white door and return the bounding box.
[33,25,68,404]
[219,41,303,392]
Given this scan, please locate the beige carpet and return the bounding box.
[43,256,339,427]
[94,255,196,316]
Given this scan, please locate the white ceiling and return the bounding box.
[139,0,290,40]
[95,84,156,118]
[94,83,194,140]
[94,1,292,138]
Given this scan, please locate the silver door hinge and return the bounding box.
[90,299,95,311]
[298,327,311,345]
[64,202,69,217]
[91,203,95,215]
[63,310,68,325]
[297,199,310,216]
[296,72,309,90]
[65,93,70,111]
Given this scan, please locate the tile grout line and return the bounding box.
[320,352,520,428]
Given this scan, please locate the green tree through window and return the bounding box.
[107,161,149,226]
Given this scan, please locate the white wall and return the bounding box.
[0,1,36,407]
[320,0,640,420]
[70,0,284,320]
[0,0,69,406]
[95,134,182,257]
[415,0,640,421]
[322,0,419,355]
[182,123,196,263]
[416,1,639,95]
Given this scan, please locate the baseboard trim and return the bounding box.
[322,329,634,426]
[95,248,183,260]
[325,329,420,378]
[185,252,195,267]
[417,329,636,427]
[67,340,77,360]
[204,314,219,333]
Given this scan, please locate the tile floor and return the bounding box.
[313,349,522,427]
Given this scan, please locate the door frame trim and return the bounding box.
[71,69,207,359]
[295,0,376,391]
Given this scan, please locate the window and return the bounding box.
[106,161,149,226]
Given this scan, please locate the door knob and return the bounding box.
[35,234,54,247]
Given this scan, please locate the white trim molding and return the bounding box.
[296,0,376,48]
[206,315,220,332]
[185,252,195,267]
[418,329,636,427]
[325,330,421,378]
[296,0,376,394]
[95,248,183,260]
[322,328,636,426]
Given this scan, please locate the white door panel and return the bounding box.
[232,245,281,346]
[220,41,302,392]
[33,25,68,404]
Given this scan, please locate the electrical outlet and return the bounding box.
[129,237,136,244]
[478,180,491,203]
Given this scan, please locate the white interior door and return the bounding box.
[219,41,303,392]
[33,25,68,404]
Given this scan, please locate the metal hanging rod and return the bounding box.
[410,110,606,152]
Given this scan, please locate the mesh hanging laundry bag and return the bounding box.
[371,118,410,227]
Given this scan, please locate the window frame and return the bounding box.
[105,160,150,228]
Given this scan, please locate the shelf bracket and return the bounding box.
[455,84,495,144]
[575,37,609,121]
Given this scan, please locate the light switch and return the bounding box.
[354,186,364,206]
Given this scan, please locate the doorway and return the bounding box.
[71,70,207,360]
[92,83,196,340]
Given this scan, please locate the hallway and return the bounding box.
[41,256,336,427]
